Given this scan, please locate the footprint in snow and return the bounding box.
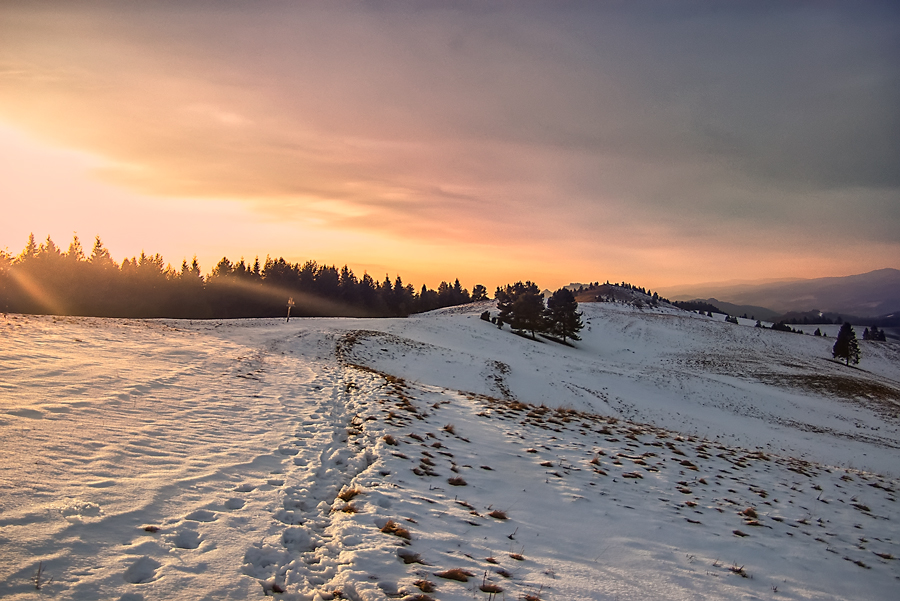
[123,556,161,584]
[224,497,245,510]
[184,509,217,522]
[170,529,202,549]
[234,483,255,492]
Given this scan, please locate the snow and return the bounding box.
[1,304,898,600]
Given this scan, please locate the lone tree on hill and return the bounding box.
[545,287,584,342]
[832,322,861,366]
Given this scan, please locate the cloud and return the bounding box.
[0,1,897,286]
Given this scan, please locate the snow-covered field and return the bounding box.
[1,303,898,600]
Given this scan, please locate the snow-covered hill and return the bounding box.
[1,305,898,600]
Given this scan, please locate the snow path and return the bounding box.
[0,316,378,599]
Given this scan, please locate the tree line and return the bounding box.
[0,233,487,319]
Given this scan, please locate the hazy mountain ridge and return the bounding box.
[668,268,900,319]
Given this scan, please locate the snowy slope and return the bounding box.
[1,305,898,600]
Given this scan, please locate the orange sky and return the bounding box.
[1,3,897,294]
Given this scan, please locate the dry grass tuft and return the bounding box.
[488,509,508,520]
[398,550,426,564]
[381,520,411,540]
[435,568,474,582]
[337,487,363,502]
[414,580,436,593]
[338,503,358,513]
[448,476,467,486]
[509,552,525,561]
[383,434,398,446]
[740,507,758,519]
[523,595,542,601]
[485,556,498,564]
[442,423,456,435]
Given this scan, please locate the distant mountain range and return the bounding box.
[666,268,900,320]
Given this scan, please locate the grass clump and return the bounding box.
[448,476,467,486]
[398,550,425,564]
[381,520,411,540]
[435,568,474,582]
[337,487,363,502]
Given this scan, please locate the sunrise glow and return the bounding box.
[1,2,897,293]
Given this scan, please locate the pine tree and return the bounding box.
[495,281,541,329]
[510,290,545,339]
[89,236,116,268]
[545,288,584,342]
[19,233,38,261]
[66,235,86,262]
[832,322,860,366]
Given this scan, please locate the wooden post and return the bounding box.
[286,297,295,323]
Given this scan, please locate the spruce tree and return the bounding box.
[496,281,541,329]
[510,290,545,339]
[545,288,584,342]
[832,322,860,366]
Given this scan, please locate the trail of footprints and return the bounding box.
[122,340,385,594]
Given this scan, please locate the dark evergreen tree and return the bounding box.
[495,281,541,327]
[832,322,860,366]
[510,290,545,339]
[544,288,584,342]
[471,284,488,302]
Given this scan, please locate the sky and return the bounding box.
[1,1,898,293]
